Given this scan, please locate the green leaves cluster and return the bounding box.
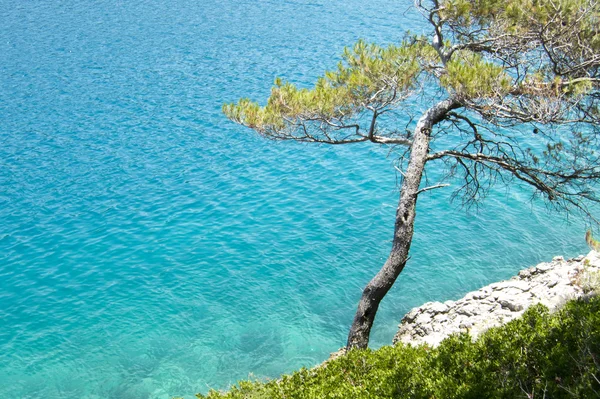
[443,0,597,35]
[442,0,600,78]
[441,51,512,99]
[198,297,600,399]
[224,0,599,142]
[222,40,431,134]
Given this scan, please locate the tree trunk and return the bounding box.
[346,99,459,350]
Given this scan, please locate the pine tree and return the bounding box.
[224,0,600,349]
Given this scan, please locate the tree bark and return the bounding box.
[346,98,459,350]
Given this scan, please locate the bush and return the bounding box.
[197,297,600,399]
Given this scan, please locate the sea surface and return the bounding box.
[0,1,592,398]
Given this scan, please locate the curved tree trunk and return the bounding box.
[346,99,459,350]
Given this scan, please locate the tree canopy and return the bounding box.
[224,0,600,349]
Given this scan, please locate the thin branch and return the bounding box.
[417,183,450,195]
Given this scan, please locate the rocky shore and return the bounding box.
[393,251,600,347]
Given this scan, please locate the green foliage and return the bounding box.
[224,0,599,148]
[440,51,512,99]
[442,0,600,84]
[222,40,431,134]
[197,297,600,398]
[443,0,598,39]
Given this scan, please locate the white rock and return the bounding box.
[546,279,559,288]
[489,280,530,292]
[498,298,525,312]
[456,304,480,316]
[403,308,420,323]
[415,312,432,325]
[536,263,553,273]
[519,268,534,279]
[492,288,526,301]
[472,290,490,300]
[459,320,474,329]
[423,333,447,347]
[426,301,449,314]
[393,251,600,348]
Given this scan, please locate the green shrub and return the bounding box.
[197,297,600,399]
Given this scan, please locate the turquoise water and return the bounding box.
[0,1,592,398]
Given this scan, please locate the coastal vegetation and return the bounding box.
[224,0,600,349]
[198,296,600,399]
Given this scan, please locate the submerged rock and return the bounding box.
[393,251,600,347]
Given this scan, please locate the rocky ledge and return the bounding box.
[393,251,600,347]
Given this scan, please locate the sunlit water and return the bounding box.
[0,1,592,398]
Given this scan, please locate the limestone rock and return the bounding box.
[392,251,600,347]
[427,301,449,314]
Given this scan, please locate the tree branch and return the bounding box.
[417,183,450,195]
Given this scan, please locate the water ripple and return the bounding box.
[0,0,591,398]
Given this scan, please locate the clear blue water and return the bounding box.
[0,1,592,398]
